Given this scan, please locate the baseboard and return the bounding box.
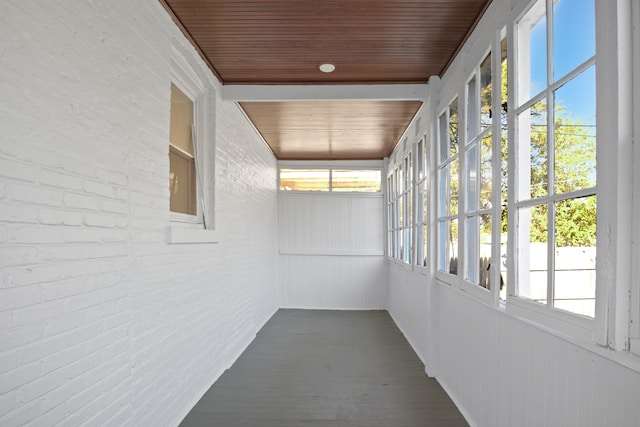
[436,377,478,427]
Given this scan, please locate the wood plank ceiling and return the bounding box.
[161,0,492,160]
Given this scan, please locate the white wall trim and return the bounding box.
[222,84,428,102]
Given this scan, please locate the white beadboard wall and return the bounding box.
[389,267,640,426]
[0,1,278,426]
[387,0,640,426]
[279,193,386,309]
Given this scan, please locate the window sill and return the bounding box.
[167,226,221,244]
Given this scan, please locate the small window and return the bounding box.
[332,170,382,192]
[169,83,197,216]
[279,169,330,191]
[279,169,381,192]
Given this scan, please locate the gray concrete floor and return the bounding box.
[180,309,468,427]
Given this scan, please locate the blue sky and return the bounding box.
[529,0,596,123]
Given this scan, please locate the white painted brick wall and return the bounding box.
[0,1,279,426]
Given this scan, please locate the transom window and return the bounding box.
[279,168,381,192]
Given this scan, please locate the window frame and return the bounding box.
[278,164,383,194]
[386,152,413,264]
[460,47,499,305]
[167,48,220,244]
[169,53,206,225]
[436,96,460,284]
[508,0,599,340]
[414,136,429,270]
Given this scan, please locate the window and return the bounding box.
[169,83,197,216]
[279,169,381,192]
[401,153,413,263]
[414,137,428,267]
[387,173,397,258]
[515,0,596,317]
[437,98,459,275]
[463,52,494,291]
[166,51,220,244]
[387,152,413,263]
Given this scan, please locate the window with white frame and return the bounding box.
[514,0,596,317]
[403,152,413,263]
[168,54,209,227]
[437,98,460,275]
[414,137,428,267]
[460,37,509,301]
[387,173,397,258]
[169,83,198,217]
[463,51,495,290]
[279,168,381,192]
[386,153,412,263]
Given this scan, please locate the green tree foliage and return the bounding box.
[489,54,596,247]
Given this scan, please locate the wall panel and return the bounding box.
[279,194,386,309]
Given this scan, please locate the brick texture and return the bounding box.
[0,1,279,426]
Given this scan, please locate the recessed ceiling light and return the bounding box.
[319,63,336,73]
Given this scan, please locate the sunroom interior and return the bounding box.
[1,0,640,426]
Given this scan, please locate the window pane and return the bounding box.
[479,214,493,289]
[467,76,478,141]
[500,227,508,301]
[408,191,413,232]
[406,153,413,189]
[480,132,493,209]
[438,167,448,217]
[517,204,548,304]
[404,227,411,263]
[399,196,404,228]
[517,99,548,200]
[450,157,459,215]
[449,219,459,275]
[422,180,428,225]
[480,52,492,131]
[465,216,478,283]
[398,163,404,194]
[553,66,596,194]
[439,113,448,163]
[449,98,459,155]
[417,140,424,180]
[466,144,478,211]
[332,170,381,192]
[500,38,509,300]
[519,1,547,102]
[438,220,448,272]
[422,223,428,267]
[279,169,330,191]
[170,84,194,155]
[416,223,423,266]
[554,196,596,317]
[169,147,196,215]
[553,0,595,80]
